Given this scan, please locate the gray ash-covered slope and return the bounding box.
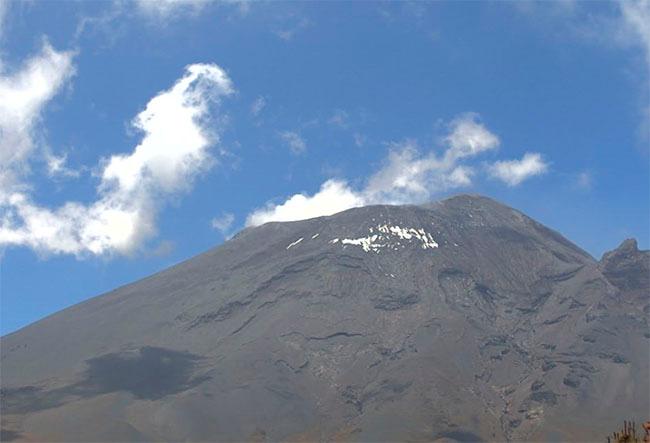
[1,195,648,442]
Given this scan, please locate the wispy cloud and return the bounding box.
[134,0,212,19]
[619,0,650,68]
[279,130,306,154]
[148,239,175,258]
[0,63,234,256]
[250,96,266,117]
[574,170,593,191]
[44,151,81,179]
[211,212,235,236]
[328,109,349,129]
[273,16,310,41]
[327,109,370,147]
[619,0,650,144]
[353,132,366,147]
[488,152,549,186]
[512,0,650,144]
[247,113,535,226]
[74,0,250,42]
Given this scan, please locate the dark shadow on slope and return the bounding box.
[81,346,210,400]
[0,429,22,441]
[1,347,209,414]
[435,430,484,442]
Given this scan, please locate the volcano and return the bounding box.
[1,195,648,442]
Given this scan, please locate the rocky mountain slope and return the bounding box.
[1,195,648,442]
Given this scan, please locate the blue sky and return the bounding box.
[0,0,648,335]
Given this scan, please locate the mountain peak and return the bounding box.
[600,238,646,263]
[614,238,639,253]
[600,237,649,297]
[428,193,506,209]
[2,196,647,443]
[440,193,496,203]
[236,193,592,265]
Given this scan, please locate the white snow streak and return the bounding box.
[286,237,303,249]
[342,235,384,253]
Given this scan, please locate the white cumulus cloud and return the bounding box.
[443,113,500,161]
[488,152,549,186]
[246,179,364,227]
[246,113,507,226]
[0,63,234,256]
[0,40,75,190]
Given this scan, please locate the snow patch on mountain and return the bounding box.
[339,224,439,253]
[286,237,303,249]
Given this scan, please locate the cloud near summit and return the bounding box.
[246,114,548,227]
